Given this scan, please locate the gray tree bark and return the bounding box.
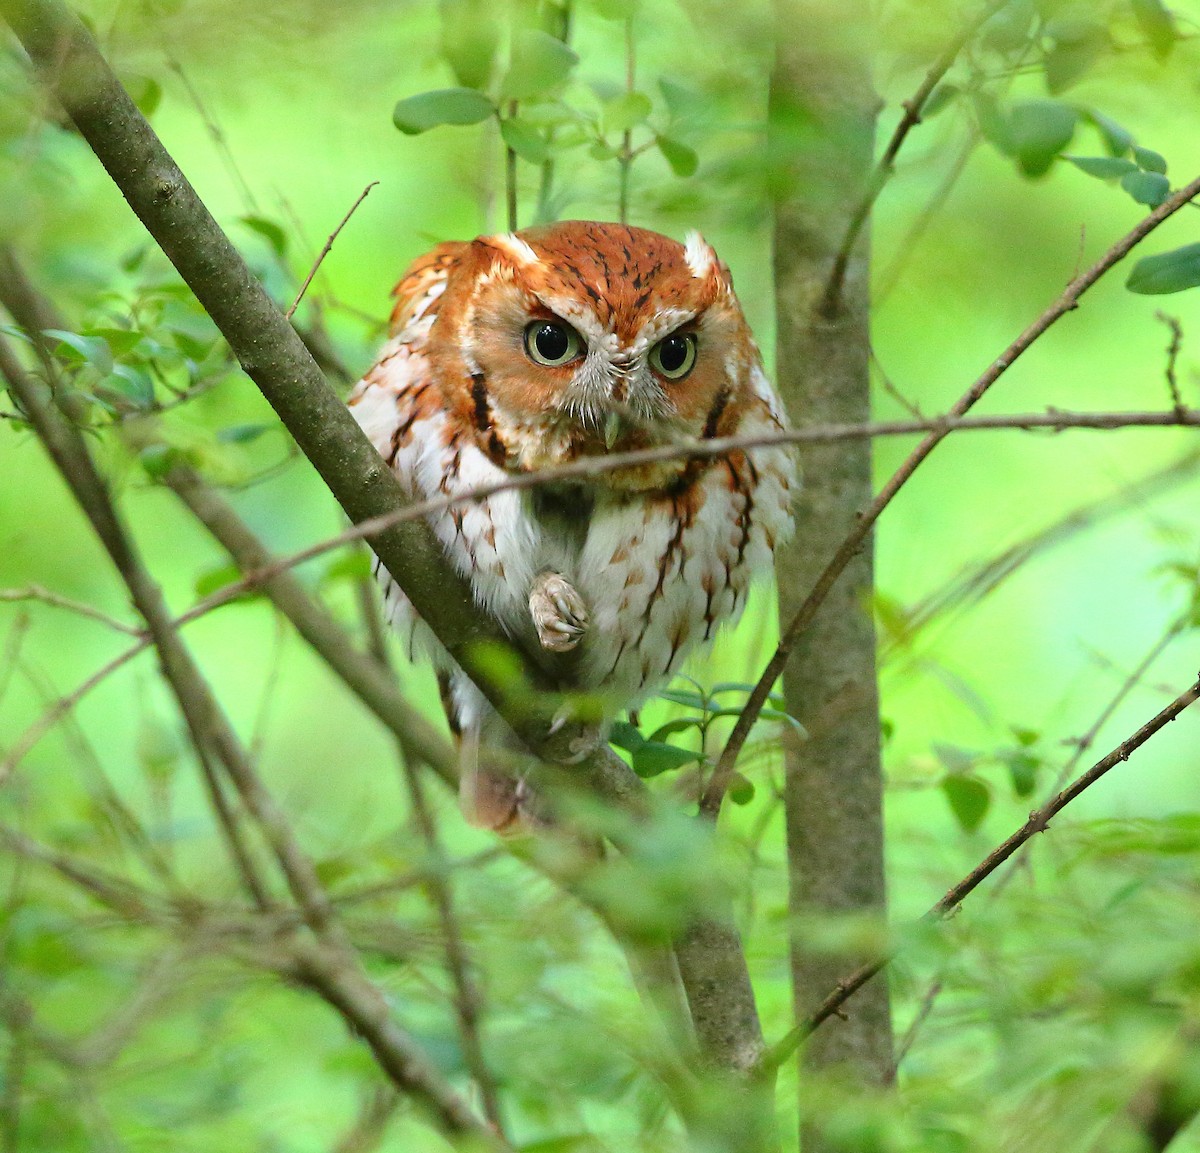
[769,0,895,1137]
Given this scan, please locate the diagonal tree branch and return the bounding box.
[762,673,1200,1072]
[821,0,1013,316]
[0,0,575,760]
[0,333,507,1147]
[153,459,459,786]
[705,170,1200,819]
[0,0,765,1088]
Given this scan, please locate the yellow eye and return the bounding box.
[649,332,697,380]
[524,320,583,367]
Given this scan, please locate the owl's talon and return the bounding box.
[530,572,589,653]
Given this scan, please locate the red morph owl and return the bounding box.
[349,221,795,828]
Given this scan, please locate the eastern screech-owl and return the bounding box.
[349,221,795,828]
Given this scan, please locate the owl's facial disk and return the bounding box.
[436,222,761,479]
[465,288,747,442]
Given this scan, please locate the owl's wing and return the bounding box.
[388,242,469,337]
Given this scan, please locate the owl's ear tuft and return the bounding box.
[683,230,731,287]
[478,231,540,267]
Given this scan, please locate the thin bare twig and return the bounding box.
[704,172,1200,821]
[132,407,1200,626]
[890,618,1185,1071]
[4,403,1195,785]
[399,751,506,1134]
[331,1087,400,1153]
[0,585,142,634]
[505,100,519,231]
[535,3,573,222]
[885,446,1200,660]
[1157,311,1185,416]
[821,0,1014,316]
[762,674,1200,1072]
[358,584,505,1135]
[874,128,980,305]
[165,57,260,213]
[618,15,635,225]
[286,181,378,319]
[155,460,456,780]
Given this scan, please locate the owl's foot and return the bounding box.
[529,572,589,652]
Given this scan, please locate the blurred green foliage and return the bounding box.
[1,0,1200,1149]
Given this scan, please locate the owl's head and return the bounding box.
[423,220,763,485]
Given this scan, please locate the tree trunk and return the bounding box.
[769,0,894,1141]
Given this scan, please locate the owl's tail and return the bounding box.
[458,726,525,832]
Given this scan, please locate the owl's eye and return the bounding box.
[524,320,583,367]
[649,332,697,381]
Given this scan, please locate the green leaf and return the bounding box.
[1001,751,1040,798]
[1126,243,1200,295]
[707,706,753,720]
[314,855,357,888]
[980,0,1035,52]
[239,215,288,258]
[1008,100,1077,177]
[728,773,755,806]
[656,135,698,177]
[87,326,144,356]
[438,0,500,90]
[1065,155,1137,179]
[1130,0,1178,59]
[631,741,702,778]
[973,93,1014,154]
[139,443,189,479]
[500,30,579,101]
[97,364,155,410]
[609,720,645,752]
[125,74,162,118]
[657,689,706,710]
[44,329,113,374]
[922,83,960,119]
[322,550,372,585]
[217,422,273,444]
[1120,169,1170,207]
[1043,19,1108,93]
[658,78,701,123]
[19,925,88,977]
[758,709,810,739]
[120,245,150,273]
[392,87,495,135]
[1133,145,1168,174]
[941,775,990,833]
[647,718,702,743]
[168,325,219,362]
[194,563,243,598]
[516,100,589,129]
[933,743,978,774]
[603,91,652,136]
[1086,110,1133,157]
[500,117,549,164]
[591,0,639,19]
[137,717,182,784]
[588,140,619,161]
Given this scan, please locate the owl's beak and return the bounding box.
[603,411,622,450]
